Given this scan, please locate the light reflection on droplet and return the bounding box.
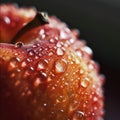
[55,59,67,73]
[34,78,41,87]
[81,77,90,88]
[4,16,11,24]
[8,57,20,70]
[37,59,48,71]
[56,47,64,56]
[73,111,85,120]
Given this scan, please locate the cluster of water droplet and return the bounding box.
[0,12,104,119]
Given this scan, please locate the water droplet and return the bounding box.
[47,77,52,82]
[55,59,67,74]
[69,38,75,44]
[35,55,39,60]
[79,69,84,75]
[8,57,20,70]
[14,53,18,56]
[38,53,42,57]
[4,16,11,24]
[43,103,47,107]
[39,29,45,35]
[81,77,89,88]
[42,34,45,39]
[76,50,82,58]
[56,48,64,56]
[60,109,64,113]
[34,78,41,87]
[27,90,32,95]
[14,80,20,86]
[17,68,21,72]
[49,38,55,43]
[93,97,98,102]
[39,29,45,39]
[23,70,30,78]
[92,112,95,116]
[64,43,68,47]
[56,42,62,47]
[10,73,15,78]
[48,51,53,56]
[71,29,80,37]
[15,42,24,48]
[21,61,27,68]
[69,101,79,112]
[30,66,34,71]
[32,44,38,48]
[94,106,97,110]
[83,102,87,108]
[82,46,93,55]
[28,50,35,56]
[73,72,76,75]
[60,31,67,39]
[37,59,48,71]
[75,57,80,64]
[38,71,47,81]
[73,111,84,120]
[27,58,33,62]
[21,92,25,96]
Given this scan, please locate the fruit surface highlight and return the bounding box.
[0,4,104,120]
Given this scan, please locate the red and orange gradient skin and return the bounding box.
[0,4,104,120]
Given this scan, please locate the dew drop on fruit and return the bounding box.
[76,50,82,58]
[73,111,84,120]
[10,73,15,78]
[28,50,35,56]
[34,78,41,87]
[48,51,53,56]
[69,38,75,44]
[56,42,62,47]
[15,42,24,48]
[49,38,55,43]
[38,71,47,82]
[4,16,11,24]
[39,29,45,39]
[37,59,48,71]
[43,103,47,107]
[30,66,34,71]
[47,77,52,82]
[56,48,64,56]
[39,29,45,35]
[17,68,21,72]
[93,96,98,102]
[27,90,32,96]
[21,61,27,68]
[81,77,89,88]
[82,46,93,55]
[60,109,64,113]
[55,59,67,73]
[69,101,79,112]
[23,70,30,78]
[8,57,20,70]
[60,31,67,39]
[27,58,32,62]
[14,80,20,86]
[79,69,84,75]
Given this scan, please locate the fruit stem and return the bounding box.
[11,12,49,44]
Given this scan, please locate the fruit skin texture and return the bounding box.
[0,4,104,120]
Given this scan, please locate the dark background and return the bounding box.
[0,0,120,120]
